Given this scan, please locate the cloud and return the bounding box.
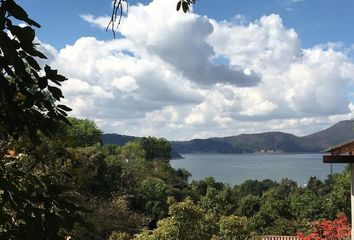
[112,76,139,92]
[48,36,203,121]
[80,14,110,30]
[82,0,260,87]
[208,14,354,119]
[38,0,354,140]
[285,0,304,5]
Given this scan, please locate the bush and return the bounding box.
[297,213,351,240]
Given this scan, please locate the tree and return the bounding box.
[109,231,131,240]
[136,177,170,219]
[237,194,261,217]
[0,0,71,142]
[73,195,147,240]
[120,140,145,162]
[236,179,278,197]
[306,176,327,196]
[69,146,118,197]
[199,185,234,216]
[0,1,83,238]
[324,169,351,219]
[250,187,294,235]
[134,198,218,240]
[290,189,326,221]
[217,215,253,240]
[63,117,103,148]
[139,137,171,161]
[0,136,86,239]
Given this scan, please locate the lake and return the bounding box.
[170,153,346,186]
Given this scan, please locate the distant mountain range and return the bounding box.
[102,120,354,156]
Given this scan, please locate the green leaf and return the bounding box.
[28,47,47,59]
[6,0,28,20]
[0,9,5,29]
[51,74,67,83]
[44,65,67,85]
[13,55,26,76]
[57,104,72,112]
[38,77,48,89]
[44,65,58,78]
[0,31,17,64]
[42,99,54,110]
[46,213,62,239]
[6,0,41,28]
[25,56,41,71]
[10,25,35,49]
[182,1,189,13]
[23,94,35,108]
[48,86,63,100]
[58,114,71,124]
[177,1,182,11]
[56,108,68,117]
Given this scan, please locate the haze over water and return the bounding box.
[171,153,346,186]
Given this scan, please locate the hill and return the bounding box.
[299,120,354,151]
[172,120,354,153]
[102,120,354,154]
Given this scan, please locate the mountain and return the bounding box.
[172,132,303,154]
[300,120,354,151]
[102,120,354,155]
[172,120,354,154]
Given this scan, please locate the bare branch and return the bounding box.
[107,0,198,37]
[106,0,128,38]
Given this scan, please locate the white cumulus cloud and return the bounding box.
[37,0,354,140]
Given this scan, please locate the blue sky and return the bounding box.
[196,0,354,48]
[19,0,354,49]
[15,0,354,140]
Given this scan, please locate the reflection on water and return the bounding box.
[170,153,346,186]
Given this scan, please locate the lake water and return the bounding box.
[170,153,346,186]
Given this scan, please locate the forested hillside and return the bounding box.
[103,120,354,154]
[173,120,354,154]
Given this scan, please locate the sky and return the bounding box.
[17,0,354,140]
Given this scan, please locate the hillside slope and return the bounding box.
[300,120,354,151]
[171,120,354,153]
[102,120,354,154]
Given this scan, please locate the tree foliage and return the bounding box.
[135,198,219,240]
[63,117,103,148]
[0,137,86,240]
[138,137,171,161]
[0,0,80,239]
[217,215,253,240]
[0,0,71,143]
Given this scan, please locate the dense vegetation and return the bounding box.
[0,1,352,239]
[1,116,352,239]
